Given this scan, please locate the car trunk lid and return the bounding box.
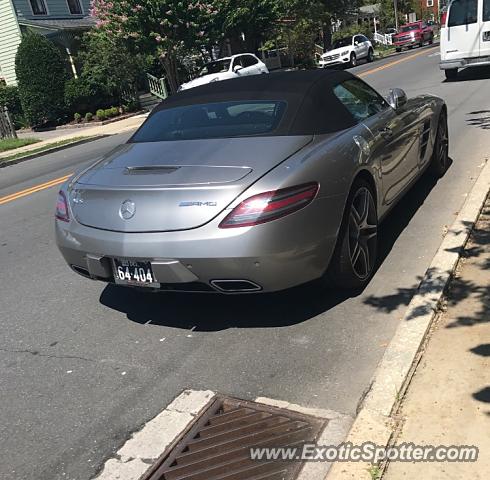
[71,136,311,232]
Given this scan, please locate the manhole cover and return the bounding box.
[144,396,327,480]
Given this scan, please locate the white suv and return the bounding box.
[319,35,374,68]
[179,54,269,91]
[440,0,490,80]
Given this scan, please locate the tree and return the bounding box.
[15,33,67,127]
[216,0,283,52]
[78,31,145,103]
[90,0,220,92]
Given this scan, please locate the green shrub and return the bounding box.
[104,108,113,118]
[122,100,139,113]
[96,109,106,121]
[15,33,67,127]
[85,112,93,122]
[0,85,22,117]
[74,112,82,123]
[65,77,112,117]
[110,106,119,117]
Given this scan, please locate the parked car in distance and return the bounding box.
[440,0,490,80]
[179,54,268,91]
[319,35,374,68]
[393,21,434,51]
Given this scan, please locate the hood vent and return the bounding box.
[125,166,181,175]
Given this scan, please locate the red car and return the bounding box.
[393,21,434,52]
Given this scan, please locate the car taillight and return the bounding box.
[219,183,319,229]
[55,190,70,222]
[441,12,447,27]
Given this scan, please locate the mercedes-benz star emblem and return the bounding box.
[120,200,136,220]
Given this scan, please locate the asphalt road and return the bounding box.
[1,46,490,480]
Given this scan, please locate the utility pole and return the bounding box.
[394,0,399,30]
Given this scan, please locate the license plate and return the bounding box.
[113,259,157,286]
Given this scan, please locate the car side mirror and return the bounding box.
[233,65,243,73]
[387,88,408,110]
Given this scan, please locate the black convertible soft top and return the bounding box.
[152,70,359,135]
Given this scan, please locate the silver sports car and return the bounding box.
[55,70,448,293]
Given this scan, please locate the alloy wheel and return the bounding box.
[436,116,449,170]
[348,187,377,280]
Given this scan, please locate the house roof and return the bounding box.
[18,17,97,31]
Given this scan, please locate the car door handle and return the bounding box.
[380,127,393,138]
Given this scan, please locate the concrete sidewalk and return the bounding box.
[1,113,147,160]
[383,193,490,479]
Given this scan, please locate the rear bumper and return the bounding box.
[55,195,344,293]
[440,57,490,70]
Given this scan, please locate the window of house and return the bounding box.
[427,0,434,7]
[67,0,83,14]
[29,0,47,15]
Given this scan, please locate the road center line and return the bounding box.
[0,174,72,206]
[359,47,437,77]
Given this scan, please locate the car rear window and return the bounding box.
[448,0,478,26]
[130,101,287,142]
[484,0,490,21]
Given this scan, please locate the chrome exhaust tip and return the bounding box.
[210,279,262,293]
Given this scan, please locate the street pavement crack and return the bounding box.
[0,347,95,363]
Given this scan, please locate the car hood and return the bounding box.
[321,47,351,58]
[179,72,234,91]
[71,136,312,232]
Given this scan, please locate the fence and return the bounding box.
[373,32,394,45]
[0,106,17,139]
[147,73,169,100]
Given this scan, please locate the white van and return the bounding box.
[440,0,490,79]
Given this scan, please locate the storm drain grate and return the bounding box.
[145,396,327,480]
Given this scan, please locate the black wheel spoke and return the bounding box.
[359,242,370,275]
[351,242,361,265]
[348,187,378,280]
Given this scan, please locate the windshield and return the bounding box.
[400,24,420,32]
[333,37,352,49]
[130,101,287,142]
[199,59,231,76]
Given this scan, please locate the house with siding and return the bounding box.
[0,0,94,85]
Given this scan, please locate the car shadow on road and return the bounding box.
[444,66,490,83]
[362,164,452,314]
[99,280,352,331]
[100,167,445,330]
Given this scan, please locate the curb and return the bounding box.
[0,135,108,169]
[325,158,490,480]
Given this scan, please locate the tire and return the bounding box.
[395,47,402,53]
[328,179,378,289]
[349,52,357,67]
[428,35,434,45]
[445,68,458,80]
[428,110,449,178]
[367,48,374,63]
